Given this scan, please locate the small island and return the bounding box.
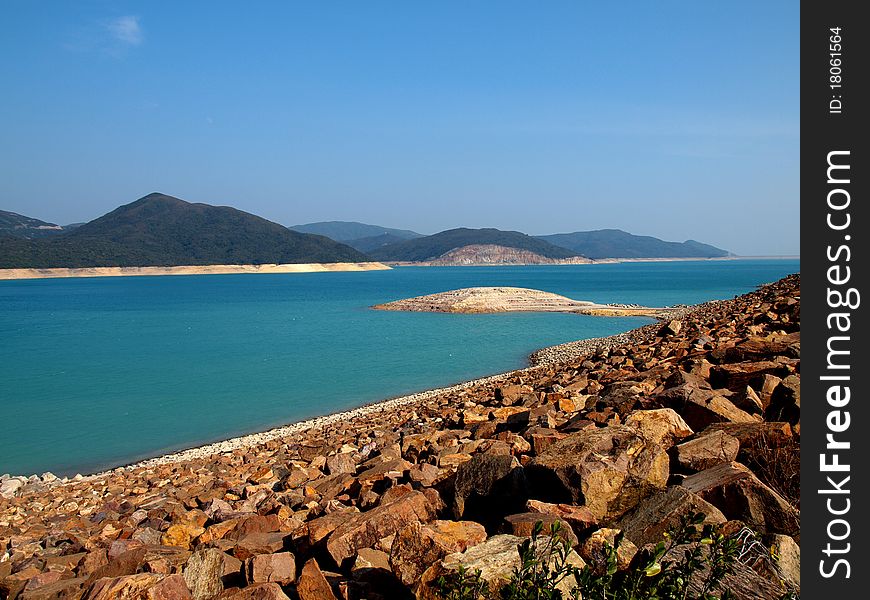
[372,286,679,318]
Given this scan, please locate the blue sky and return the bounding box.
[0,1,798,255]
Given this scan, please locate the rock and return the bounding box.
[389,520,487,587]
[769,534,800,591]
[325,452,357,476]
[525,427,567,455]
[766,374,800,424]
[624,408,693,448]
[18,577,87,600]
[161,524,205,550]
[82,573,164,599]
[224,583,291,599]
[232,533,287,561]
[183,549,227,600]
[526,425,669,520]
[502,513,578,547]
[524,500,597,534]
[682,462,799,536]
[296,559,338,600]
[326,491,436,566]
[245,552,295,585]
[671,391,760,432]
[146,574,193,600]
[451,454,527,530]
[615,486,726,548]
[419,534,584,599]
[702,422,793,449]
[709,361,783,392]
[674,430,740,471]
[353,548,390,572]
[578,528,637,575]
[0,477,25,498]
[659,319,681,336]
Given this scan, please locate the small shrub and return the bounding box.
[434,514,743,600]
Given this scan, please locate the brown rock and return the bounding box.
[709,361,783,392]
[389,520,487,587]
[82,573,164,599]
[418,534,584,600]
[245,552,295,585]
[624,408,693,448]
[578,528,637,575]
[296,559,337,600]
[326,491,435,566]
[703,421,793,449]
[451,453,527,528]
[615,486,727,548]
[325,452,357,476]
[146,574,193,600]
[503,513,578,547]
[18,577,87,600]
[524,500,597,534]
[682,462,799,536]
[232,533,287,561]
[527,425,669,520]
[223,583,291,600]
[183,548,227,600]
[675,430,740,471]
[161,524,205,550]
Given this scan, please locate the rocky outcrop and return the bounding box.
[373,286,677,317]
[0,275,801,599]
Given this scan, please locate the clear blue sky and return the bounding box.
[1,1,798,256]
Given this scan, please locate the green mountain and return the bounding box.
[0,210,66,239]
[368,228,579,262]
[344,233,418,253]
[0,193,370,269]
[289,221,422,243]
[537,229,730,259]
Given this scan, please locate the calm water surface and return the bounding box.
[0,259,798,475]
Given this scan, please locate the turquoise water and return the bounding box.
[0,259,798,476]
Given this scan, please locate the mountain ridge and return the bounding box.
[0,193,370,269]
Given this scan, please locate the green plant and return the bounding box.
[434,514,743,600]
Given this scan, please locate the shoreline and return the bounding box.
[0,261,391,280]
[3,317,672,484]
[384,255,798,267]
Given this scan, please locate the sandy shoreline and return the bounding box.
[7,319,668,484]
[0,262,391,280]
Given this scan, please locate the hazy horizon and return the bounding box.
[1,2,798,256]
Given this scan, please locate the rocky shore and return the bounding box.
[0,263,390,281]
[0,275,800,600]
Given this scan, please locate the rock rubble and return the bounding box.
[0,274,800,599]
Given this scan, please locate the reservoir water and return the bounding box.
[0,259,798,476]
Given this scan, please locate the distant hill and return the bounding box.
[0,210,66,239]
[344,232,421,253]
[0,193,370,269]
[289,221,422,243]
[538,229,730,259]
[368,228,580,262]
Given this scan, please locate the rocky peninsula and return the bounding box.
[373,286,679,318]
[0,275,800,599]
[0,263,390,281]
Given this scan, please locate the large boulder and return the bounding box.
[624,408,693,448]
[451,453,527,530]
[614,486,726,547]
[418,534,585,600]
[296,559,338,600]
[389,520,487,587]
[526,426,669,520]
[326,491,436,567]
[682,462,799,536]
[183,549,228,600]
[674,430,740,472]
